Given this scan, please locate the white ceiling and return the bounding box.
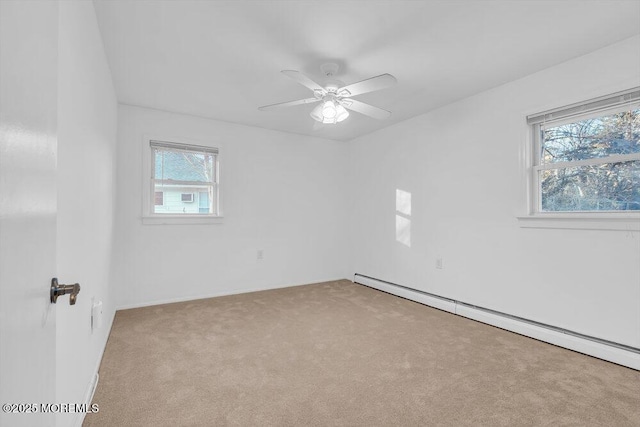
[94,0,640,142]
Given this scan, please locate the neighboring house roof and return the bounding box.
[155,150,211,182]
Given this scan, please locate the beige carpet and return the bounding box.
[84,280,640,426]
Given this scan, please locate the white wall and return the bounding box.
[349,36,640,349]
[114,105,350,309]
[56,2,117,426]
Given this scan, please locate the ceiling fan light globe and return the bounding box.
[322,100,337,119]
[322,116,337,124]
[336,104,349,122]
[310,104,324,122]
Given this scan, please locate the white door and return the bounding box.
[0,1,59,426]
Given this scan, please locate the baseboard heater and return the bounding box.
[354,273,640,370]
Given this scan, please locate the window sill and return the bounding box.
[142,215,224,225]
[517,213,640,231]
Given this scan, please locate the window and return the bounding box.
[149,140,219,217]
[527,89,640,214]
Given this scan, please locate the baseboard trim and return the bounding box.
[116,277,348,311]
[354,273,640,370]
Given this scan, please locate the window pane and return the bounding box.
[540,161,639,211]
[198,191,209,214]
[541,109,640,165]
[153,184,214,214]
[154,148,214,183]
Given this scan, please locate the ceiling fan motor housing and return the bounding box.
[324,80,344,93]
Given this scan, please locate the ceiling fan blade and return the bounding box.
[342,99,391,120]
[281,70,326,93]
[337,74,397,97]
[258,97,320,111]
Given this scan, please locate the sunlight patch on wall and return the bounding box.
[395,215,411,247]
[395,189,411,247]
[396,189,411,215]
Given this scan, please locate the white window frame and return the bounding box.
[142,136,223,225]
[518,88,640,231]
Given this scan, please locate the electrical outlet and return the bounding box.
[257,249,264,260]
[436,257,443,269]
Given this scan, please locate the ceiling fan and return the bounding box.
[259,63,397,124]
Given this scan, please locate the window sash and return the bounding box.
[533,106,640,167]
[533,158,639,213]
[150,182,219,215]
[151,151,217,183]
[535,162,639,213]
